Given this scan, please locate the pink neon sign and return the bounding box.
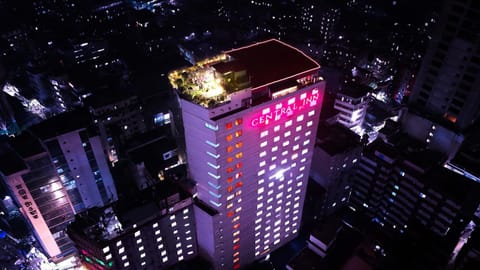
[250,88,320,127]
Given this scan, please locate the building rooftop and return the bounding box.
[169,39,320,108]
[0,147,27,176]
[28,109,95,140]
[69,180,191,244]
[287,248,326,270]
[224,39,320,89]
[338,82,372,99]
[83,88,136,110]
[316,123,362,156]
[8,132,45,159]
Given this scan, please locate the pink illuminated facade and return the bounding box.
[170,39,325,269]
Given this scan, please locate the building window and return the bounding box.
[235,118,243,126]
[226,134,233,142]
[226,122,233,129]
[205,122,218,131]
[227,146,234,153]
[235,142,243,148]
[261,130,269,138]
[227,157,234,163]
[235,163,242,169]
[235,130,243,137]
[235,152,243,159]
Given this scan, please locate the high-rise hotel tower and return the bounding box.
[169,39,324,269]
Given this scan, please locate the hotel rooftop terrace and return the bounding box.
[169,39,320,108]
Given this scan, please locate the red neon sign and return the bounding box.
[249,88,320,127]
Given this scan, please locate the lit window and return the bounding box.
[258,170,265,176]
[122,255,127,260]
[134,231,141,237]
[138,246,144,251]
[227,157,234,163]
[119,247,125,254]
[102,246,110,253]
[284,131,291,137]
[308,110,315,117]
[227,194,234,201]
[235,130,242,137]
[226,167,234,173]
[235,172,243,179]
[305,131,311,137]
[162,257,168,263]
[272,146,278,152]
[227,211,234,218]
[282,141,290,147]
[302,149,308,155]
[227,186,234,193]
[227,146,234,153]
[171,222,177,227]
[285,120,293,127]
[124,262,130,267]
[227,203,234,209]
[259,151,267,157]
[116,241,122,247]
[269,164,276,171]
[152,223,158,228]
[292,153,298,160]
[161,251,167,256]
[307,120,313,127]
[155,230,160,235]
[226,134,233,142]
[296,126,302,132]
[235,142,243,148]
[226,122,233,129]
[140,253,146,258]
[260,161,266,167]
[281,159,287,164]
[227,177,234,183]
[235,118,243,125]
[282,150,288,156]
[136,239,142,244]
[236,181,243,188]
[258,187,265,194]
[274,125,280,132]
[293,144,299,151]
[236,163,242,169]
[261,130,269,138]
[235,190,242,196]
[274,136,280,142]
[303,139,310,145]
[156,237,162,242]
[296,114,304,122]
[235,152,243,159]
[260,141,268,147]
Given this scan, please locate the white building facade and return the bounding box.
[170,39,325,269]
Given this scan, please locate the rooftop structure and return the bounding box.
[169,39,321,109]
